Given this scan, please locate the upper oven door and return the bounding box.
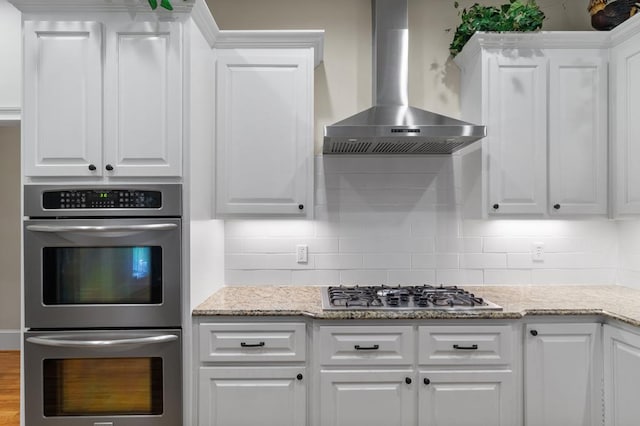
[24,218,181,329]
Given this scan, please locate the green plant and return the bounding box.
[148,0,175,11]
[449,0,546,57]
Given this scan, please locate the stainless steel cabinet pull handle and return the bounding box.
[26,334,178,348]
[240,341,265,348]
[26,223,178,233]
[354,344,379,350]
[453,344,478,350]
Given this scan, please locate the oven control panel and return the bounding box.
[42,189,162,209]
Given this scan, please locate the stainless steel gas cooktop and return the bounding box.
[322,285,502,311]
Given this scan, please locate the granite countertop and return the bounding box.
[192,285,640,327]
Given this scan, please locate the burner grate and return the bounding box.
[323,284,502,311]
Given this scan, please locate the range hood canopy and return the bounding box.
[323,0,486,155]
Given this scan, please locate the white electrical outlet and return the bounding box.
[532,242,544,262]
[296,244,308,263]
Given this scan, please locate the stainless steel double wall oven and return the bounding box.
[23,184,182,426]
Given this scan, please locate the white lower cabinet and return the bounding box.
[524,323,602,426]
[317,324,518,426]
[603,324,640,426]
[196,321,307,426]
[419,370,515,426]
[194,319,640,426]
[199,366,306,426]
[320,370,415,426]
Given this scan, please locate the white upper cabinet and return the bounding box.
[548,52,608,216]
[104,21,182,177]
[22,18,183,178]
[0,0,21,123]
[611,22,640,216]
[456,33,609,218]
[23,21,103,177]
[214,39,320,217]
[486,54,548,215]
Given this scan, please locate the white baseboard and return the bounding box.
[0,330,20,350]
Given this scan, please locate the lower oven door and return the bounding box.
[25,329,182,426]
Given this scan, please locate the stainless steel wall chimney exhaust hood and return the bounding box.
[323,0,486,155]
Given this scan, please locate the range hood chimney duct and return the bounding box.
[323,0,486,155]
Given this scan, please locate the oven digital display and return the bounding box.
[42,189,162,209]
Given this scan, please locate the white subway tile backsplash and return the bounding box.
[531,269,616,285]
[226,238,339,254]
[362,254,411,269]
[340,237,434,253]
[225,270,293,285]
[460,253,507,269]
[291,270,340,285]
[339,270,389,285]
[388,270,437,284]
[224,155,630,287]
[484,269,532,285]
[436,269,484,285]
[435,237,482,253]
[315,254,363,270]
[225,254,315,270]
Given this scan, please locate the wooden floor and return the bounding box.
[0,351,20,426]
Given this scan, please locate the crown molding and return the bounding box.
[0,108,21,126]
[8,0,195,14]
[190,0,219,47]
[215,30,325,68]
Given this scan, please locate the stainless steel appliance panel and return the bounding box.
[24,217,181,329]
[24,329,182,426]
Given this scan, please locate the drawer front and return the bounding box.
[319,326,414,366]
[199,323,306,362]
[418,325,512,365]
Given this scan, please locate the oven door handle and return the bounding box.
[26,334,179,348]
[25,223,178,233]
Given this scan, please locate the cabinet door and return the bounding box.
[548,53,608,216]
[23,21,103,177]
[525,323,602,426]
[104,21,182,177]
[611,35,640,216]
[604,325,640,426]
[199,366,306,426]
[419,370,516,426]
[0,0,21,122]
[320,370,415,426]
[487,55,547,215]
[215,49,313,216]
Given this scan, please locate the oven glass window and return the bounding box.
[42,246,162,304]
[43,357,163,416]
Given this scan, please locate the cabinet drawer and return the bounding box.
[319,326,414,365]
[418,325,512,365]
[199,323,306,362]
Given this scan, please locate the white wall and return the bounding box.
[0,126,21,329]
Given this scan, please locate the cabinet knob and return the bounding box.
[423,378,431,385]
[530,329,538,336]
[88,164,97,171]
[105,164,114,171]
[492,203,499,210]
[553,204,561,210]
[298,204,304,210]
[296,373,303,381]
[405,377,412,385]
